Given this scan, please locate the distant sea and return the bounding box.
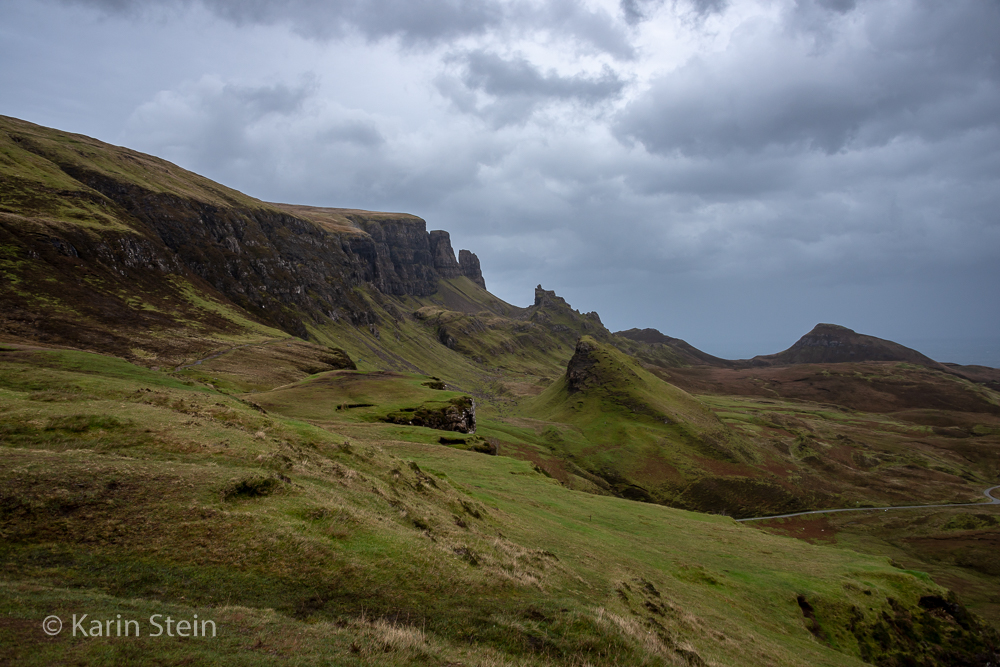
[897,338,1000,369]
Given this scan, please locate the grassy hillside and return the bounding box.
[522,337,756,503]
[3,346,998,666]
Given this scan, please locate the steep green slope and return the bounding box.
[516,337,1000,518]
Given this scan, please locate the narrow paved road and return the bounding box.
[736,485,1000,523]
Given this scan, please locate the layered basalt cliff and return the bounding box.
[458,249,486,289]
[0,116,487,345]
[428,229,486,288]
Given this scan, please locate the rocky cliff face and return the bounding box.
[458,249,486,289]
[1,117,489,345]
[428,230,462,279]
[428,230,486,288]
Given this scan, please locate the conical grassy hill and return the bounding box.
[524,336,762,507]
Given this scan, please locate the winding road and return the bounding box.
[736,485,1000,523]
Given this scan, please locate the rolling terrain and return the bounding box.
[2,116,999,666]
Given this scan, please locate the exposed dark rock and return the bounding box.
[428,230,462,279]
[533,285,568,309]
[566,337,601,393]
[525,285,614,347]
[342,216,440,296]
[385,396,476,433]
[458,249,486,289]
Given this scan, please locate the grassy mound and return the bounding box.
[522,336,767,508]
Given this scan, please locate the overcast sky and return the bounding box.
[2,0,999,364]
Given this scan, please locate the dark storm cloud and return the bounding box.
[123,77,324,172]
[61,0,503,42]
[60,0,634,56]
[319,120,384,148]
[621,0,725,25]
[461,51,625,102]
[686,0,727,15]
[207,0,504,43]
[617,1,1000,157]
[437,50,626,126]
[813,0,856,12]
[226,81,312,116]
[620,0,654,26]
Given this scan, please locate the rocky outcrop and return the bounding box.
[345,216,440,296]
[428,230,462,279]
[533,285,569,309]
[566,337,601,393]
[524,285,611,346]
[429,230,486,288]
[458,249,486,289]
[384,396,476,433]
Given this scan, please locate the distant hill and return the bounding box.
[614,327,733,368]
[750,323,943,367]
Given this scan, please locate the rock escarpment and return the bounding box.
[425,230,487,288]
[429,230,462,279]
[527,285,608,340]
[458,249,486,289]
[0,116,488,345]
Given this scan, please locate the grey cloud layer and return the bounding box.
[63,0,635,55]
[618,1,1000,157]
[11,0,999,360]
